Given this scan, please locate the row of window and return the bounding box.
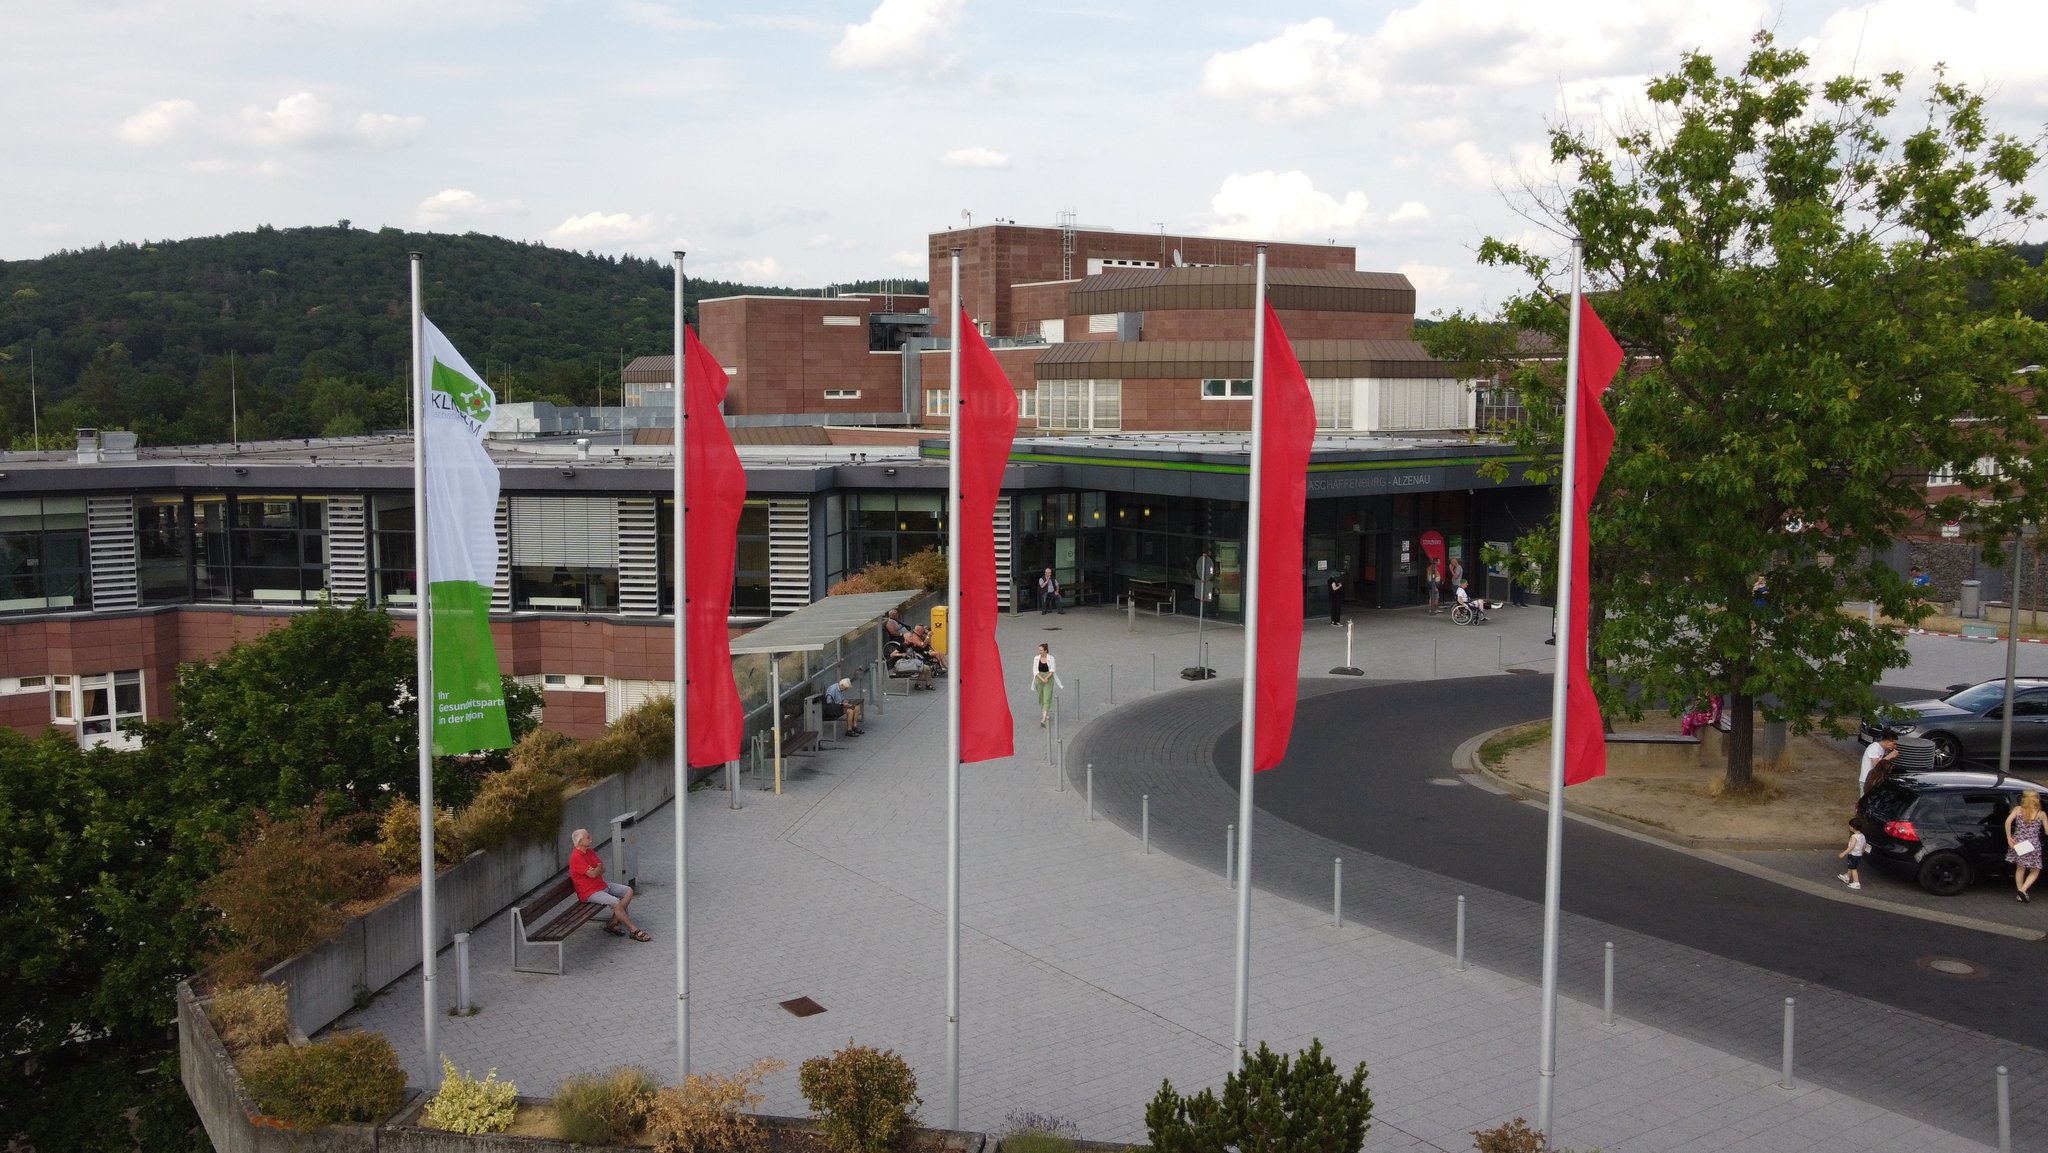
[3,670,148,744]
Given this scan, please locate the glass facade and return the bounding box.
[371,495,417,605]
[0,496,89,614]
[658,498,771,614]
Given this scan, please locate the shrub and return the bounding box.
[610,694,677,761]
[554,1066,659,1145]
[1002,1130,1078,1153]
[208,982,292,1056]
[455,762,566,851]
[375,798,465,873]
[1470,1119,1542,1153]
[828,573,883,595]
[798,1042,921,1153]
[423,1056,519,1135]
[645,1058,784,1153]
[1146,1040,1371,1153]
[898,547,948,592]
[237,1031,406,1129]
[203,804,392,985]
[568,732,640,784]
[511,726,580,778]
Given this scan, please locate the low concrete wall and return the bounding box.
[265,756,682,1038]
[383,1096,988,1153]
[1604,734,1702,775]
[178,981,386,1153]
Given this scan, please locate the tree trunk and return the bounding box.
[1724,691,1755,790]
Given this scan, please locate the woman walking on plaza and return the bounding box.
[2006,790,2044,903]
[1030,642,1057,727]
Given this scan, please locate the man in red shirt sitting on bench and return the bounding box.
[570,827,649,941]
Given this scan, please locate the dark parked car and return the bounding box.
[1858,678,2048,770]
[1854,770,2048,895]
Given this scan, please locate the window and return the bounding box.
[925,389,951,416]
[52,670,144,742]
[1309,378,1354,430]
[137,495,192,604]
[0,496,90,614]
[1087,313,1118,334]
[371,496,417,605]
[1202,378,1253,399]
[509,495,619,611]
[1015,389,1038,420]
[824,389,862,400]
[1036,380,1121,431]
[658,499,770,614]
[821,315,861,327]
[232,496,328,602]
[1040,319,1065,344]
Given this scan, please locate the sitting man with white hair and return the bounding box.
[825,676,865,735]
[570,827,648,941]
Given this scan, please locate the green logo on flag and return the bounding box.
[432,360,494,427]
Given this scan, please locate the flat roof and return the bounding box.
[727,589,923,655]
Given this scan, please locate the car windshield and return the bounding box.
[1944,683,2009,712]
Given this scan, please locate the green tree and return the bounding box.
[1442,34,2048,787]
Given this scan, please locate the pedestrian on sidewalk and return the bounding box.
[2005,789,2044,903]
[1327,570,1344,625]
[1427,557,1442,615]
[1030,642,1058,727]
[1859,733,1899,793]
[1837,821,1869,890]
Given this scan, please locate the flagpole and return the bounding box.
[1535,239,1587,1141]
[1231,246,1269,1071]
[944,249,964,1129]
[672,250,691,1079]
[410,250,440,1088]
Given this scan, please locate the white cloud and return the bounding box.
[1803,0,2048,95]
[610,1,714,33]
[941,146,1010,169]
[118,98,197,145]
[416,189,528,228]
[237,93,424,148]
[735,256,782,279]
[1388,201,1432,224]
[890,249,927,269]
[548,211,664,246]
[1371,0,1761,87]
[1207,171,1369,240]
[1397,262,1454,295]
[1200,18,1377,117]
[829,0,963,71]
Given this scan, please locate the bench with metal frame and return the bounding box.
[510,877,604,975]
[1120,579,1178,615]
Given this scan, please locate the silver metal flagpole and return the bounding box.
[1535,239,1587,1141]
[944,249,964,1129]
[1231,246,1269,1070]
[673,251,691,1079]
[410,251,439,1087]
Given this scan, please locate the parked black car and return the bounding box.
[1858,678,2048,770]
[1854,769,2048,895]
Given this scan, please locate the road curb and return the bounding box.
[1456,724,2046,943]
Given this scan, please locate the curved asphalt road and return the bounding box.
[1225,676,2048,1044]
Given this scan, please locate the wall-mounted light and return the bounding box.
[233,467,248,476]
[883,466,898,477]
[561,468,576,478]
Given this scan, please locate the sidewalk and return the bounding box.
[337,602,2025,1151]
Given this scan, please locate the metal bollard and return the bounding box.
[1071,677,1080,724]
[1127,596,1137,632]
[1433,639,1439,678]
[728,759,740,810]
[1057,738,1066,792]
[1086,763,1094,821]
[1780,998,1796,1090]
[1110,665,1116,705]
[453,932,472,1013]
[1141,795,1150,855]
[1454,895,1466,972]
[1151,652,1157,692]
[1603,941,1614,1026]
[1226,824,1236,889]
[1498,635,1504,670]
[1333,858,1343,927]
[1997,1066,2011,1153]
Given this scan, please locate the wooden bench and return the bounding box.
[510,876,604,974]
[1120,579,1177,615]
[1961,623,2000,642]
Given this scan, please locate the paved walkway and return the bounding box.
[340,601,2042,1151]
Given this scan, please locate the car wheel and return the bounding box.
[1927,733,1960,770]
[1917,851,1972,896]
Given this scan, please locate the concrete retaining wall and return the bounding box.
[264,756,681,1038]
[178,981,386,1153]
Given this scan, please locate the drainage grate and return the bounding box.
[1915,956,1988,979]
[779,996,827,1017]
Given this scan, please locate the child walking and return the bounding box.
[1837,821,1869,890]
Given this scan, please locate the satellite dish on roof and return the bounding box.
[1172,249,1184,267]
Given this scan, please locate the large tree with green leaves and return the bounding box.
[1431,33,2048,787]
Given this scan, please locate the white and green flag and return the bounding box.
[420,317,512,755]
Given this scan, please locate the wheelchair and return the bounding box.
[1449,599,1492,625]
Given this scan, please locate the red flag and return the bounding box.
[1254,300,1316,771]
[684,326,745,767]
[1565,298,1622,786]
[956,309,1019,764]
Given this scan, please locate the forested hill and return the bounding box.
[0,223,924,447]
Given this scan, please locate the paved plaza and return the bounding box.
[340,600,2048,1151]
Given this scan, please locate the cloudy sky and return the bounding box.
[6,0,2046,313]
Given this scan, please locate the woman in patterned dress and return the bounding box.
[2005,790,2044,904]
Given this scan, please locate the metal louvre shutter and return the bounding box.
[491,497,512,613]
[994,496,1014,611]
[509,496,619,566]
[88,495,137,611]
[768,500,810,614]
[327,495,368,604]
[616,498,659,616]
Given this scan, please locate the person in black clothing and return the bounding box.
[1327,571,1344,625]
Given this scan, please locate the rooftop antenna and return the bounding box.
[1155,222,1165,264]
[230,349,239,448]
[29,345,38,448]
[961,209,972,228]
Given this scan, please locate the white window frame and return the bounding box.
[57,670,145,740]
[1015,389,1038,420]
[1202,378,1253,399]
[823,389,862,400]
[925,389,952,416]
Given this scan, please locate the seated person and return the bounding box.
[570,828,648,941]
[824,677,865,734]
[881,608,910,646]
[887,641,936,689]
[1455,579,1492,620]
[906,624,947,674]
